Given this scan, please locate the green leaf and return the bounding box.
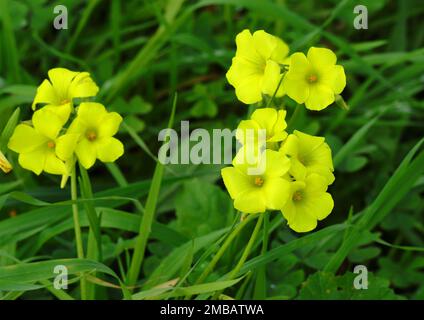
[175,178,232,238]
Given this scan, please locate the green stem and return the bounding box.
[214,214,264,299]
[287,103,301,131]
[194,214,257,285]
[71,168,86,300]
[254,212,269,299]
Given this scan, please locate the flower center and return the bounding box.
[47,141,56,149]
[60,99,70,105]
[293,191,303,202]
[86,130,97,141]
[254,177,264,187]
[307,74,318,83]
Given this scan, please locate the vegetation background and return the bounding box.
[0,0,423,300]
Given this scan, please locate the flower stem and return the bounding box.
[213,214,264,299]
[71,167,86,300]
[287,103,301,131]
[194,214,257,285]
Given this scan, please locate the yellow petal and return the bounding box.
[0,151,12,173]
[221,166,254,200]
[42,103,72,125]
[286,204,318,233]
[305,174,328,193]
[75,139,97,169]
[307,47,337,67]
[226,57,262,86]
[234,189,266,214]
[18,148,46,175]
[68,72,99,98]
[48,68,79,100]
[96,137,124,163]
[280,134,299,157]
[252,30,289,63]
[286,52,311,77]
[332,65,346,94]
[8,124,47,153]
[236,119,261,146]
[263,149,290,178]
[98,112,123,138]
[251,108,278,135]
[44,152,66,175]
[32,79,59,110]
[76,102,107,127]
[262,60,282,96]
[309,192,333,220]
[234,74,263,104]
[263,177,290,210]
[304,84,335,111]
[32,108,63,140]
[235,29,263,65]
[56,134,80,160]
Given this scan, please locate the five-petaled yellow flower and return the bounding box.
[68,102,124,169]
[236,108,288,150]
[280,130,334,185]
[226,29,289,104]
[221,149,291,214]
[283,47,346,110]
[0,150,12,173]
[8,109,79,175]
[32,67,99,124]
[282,173,334,232]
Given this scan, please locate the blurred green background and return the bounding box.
[0,0,423,300]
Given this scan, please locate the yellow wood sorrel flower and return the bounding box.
[282,47,346,111]
[0,150,12,173]
[236,108,288,149]
[32,68,99,124]
[280,130,335,185]
[226,29,289,104]
[282,173,334,232]
[68,102,124,169]
[221,149,290,214]
[8,109,79,175]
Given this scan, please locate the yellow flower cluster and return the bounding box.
[227,29,346,111]
[8,68,124,187]
[222,30,343,233]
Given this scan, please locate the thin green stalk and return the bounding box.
[287,104,301,131]
[194,214,257,285]
[126,94,178,288]
[254,212,269,299]
[71,168,86,300]
[214,214,264,299]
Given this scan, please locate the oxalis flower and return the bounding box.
[282,47,346,110]
[280,130,334,185]
[8,109,79,175]
[282,173,334,233]
[226,29,289,104]
[221,149,291,214]
[68,102,124,169]
[236,108,288,150]
[0,150,12,173]
[32,68,99,124]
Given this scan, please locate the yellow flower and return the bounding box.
[226,29,289,104]
[68,102,124,169]
[32,68,99,124]
[221,149,291,214]
[282,173,334,233]
[280,130,334,185]
[8,109,79,175]
[236,108,288,149]
[282,47,346,110]
[0,150,12,173]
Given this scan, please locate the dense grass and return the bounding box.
[0,0,423,300]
